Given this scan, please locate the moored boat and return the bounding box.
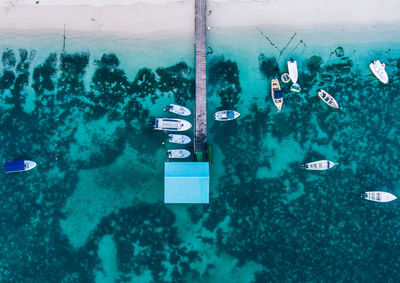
[318,89,339,108]
[290,83,301,93]
[167,149,191,159]
[214,110,240,121]
[168,134,191,144]
[287,58,298,84]
[152,118,192,131]
[271,79,283,112]
[165,104,191,116]
[362,191,397,202]
[302,160,337,170]
[5,160,37,173]
[369,60,389,84]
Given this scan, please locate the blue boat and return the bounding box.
[5,160,37,173]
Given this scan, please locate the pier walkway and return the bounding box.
[194,0,207,159]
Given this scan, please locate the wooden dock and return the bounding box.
[194,0,207,158]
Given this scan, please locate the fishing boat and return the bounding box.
[168,134,191,144]
[362,191,397,202]
[152,118,192,131]
[318,90,339,109]
[165,104,191,116]
[271,79,283,112]
[5,160,37,173]
[214,110,240,121]
[287,58,298,84]
[167,149,191,159]
[302,160,337,170]
[369,60,389,84]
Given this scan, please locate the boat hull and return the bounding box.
[168,134,191,144]
[168,104,191,116]
[5,160,37,173]
[364,191,397,202]
[318,90,339,108]
[214,110,240,121]
[303,160,336,170]
[167,149,191,159]
[287,59,298,84]
[271,79,283,112]
[153,118,192,131]
[369,60,389,84]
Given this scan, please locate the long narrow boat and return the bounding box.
[369,60,389,84]
[165,104,191,116]
[271,79,283,112]
[168,134,191,144]
[362,191,397,202]
[214,110,240,121]
[302,160,337,170]
[318,90,339,109]
[287,58,298,84]
[5,160,37,173]
[167,149,191,159]
[152,118,192,131]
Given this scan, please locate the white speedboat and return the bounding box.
[303,160,337,170]
[152,118,192,131]
[5,160,37,173]
[168,134,191,144]
[287,58,298,84]
[214,110,240,121]
[165,104,191,116]
[271,79,283,112]
[167,149,191,159]
[363,191,397,202]
[290,83,301,93]
[318,90,339,109]
[369,60,389,84]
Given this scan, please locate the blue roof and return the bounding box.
[5,160,25,173]
[165,162,209,203]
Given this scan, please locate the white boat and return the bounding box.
[363,191,397,202]
[214,110,240,121]
[287,58,298,84]
[302,160,337,170]
[168,134,191,144]
[290,83,301,93]
[167,149,191,159]
[318,90,339,109]
[5,160,37,173]
[271,79,283,112]
[152,118,192,131]
[165,104,191,116]
[369,60,389,84]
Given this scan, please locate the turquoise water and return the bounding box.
[1,25,400,282]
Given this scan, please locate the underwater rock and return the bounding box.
[258,53,280,79]
[306,55,323,74]
[2,49,16,68]
[132,67,157,100]
[58,52,90,97]
[96,53,119,68]
[32,53,58,94]
[0,70,15,90]
[334,46,345,57]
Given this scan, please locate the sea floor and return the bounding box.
[1,25,400,282]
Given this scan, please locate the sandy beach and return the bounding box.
[0,0,399,35]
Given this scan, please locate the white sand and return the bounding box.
[0,0,399,35]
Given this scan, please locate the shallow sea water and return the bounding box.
[1,24,400,282]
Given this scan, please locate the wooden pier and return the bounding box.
[194,0,207,159]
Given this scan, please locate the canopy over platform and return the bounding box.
[164,162,209,204]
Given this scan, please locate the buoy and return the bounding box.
[281,73,290,83]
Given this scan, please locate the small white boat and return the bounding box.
[271,79,283,112]
[287,58,298,84]
[318,90,339,109]
[302,160,337,170]
[5,160,37,173]
[167,149,191,159]
[363,191,397,202]
[214,110,240,121]
[165,104,191,116]
[168,134,191,144]
[369,60,389,84]
[152,118,192,131]
[290,83,301,93]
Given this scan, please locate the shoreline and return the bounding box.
[0,0,399,36]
